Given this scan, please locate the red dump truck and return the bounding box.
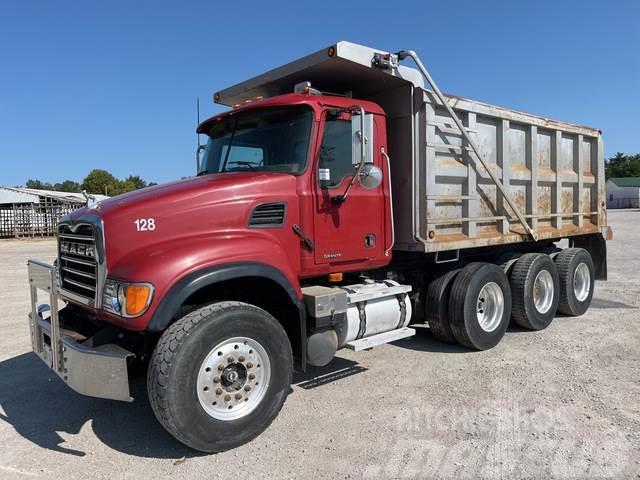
[27,41,611,452]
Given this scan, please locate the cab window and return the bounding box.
[318,118,353,188]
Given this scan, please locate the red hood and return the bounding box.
[69,172,299,272]
[91,173,282,215]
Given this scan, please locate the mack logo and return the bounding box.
[60,241,95,259]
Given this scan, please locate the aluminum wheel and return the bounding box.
[476,282,505,332]
[533,269,555,314]
[573,262,591,302]
[196,336,271,421]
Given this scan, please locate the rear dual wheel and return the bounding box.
[426,248,595,348]
[448,263,512,350]
[555,248,595,316]
[425,269,461,344]
[509,253,560,330]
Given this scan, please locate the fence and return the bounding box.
[0,200,82,238]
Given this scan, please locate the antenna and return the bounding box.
[196,97,201,147]
[196,97,201,174]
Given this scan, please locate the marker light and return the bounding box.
[328,273,343,282]
[103,279,154,318]
[125,285,153,317]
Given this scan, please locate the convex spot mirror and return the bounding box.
[359,164,383,189]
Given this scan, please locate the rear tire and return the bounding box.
[554,248,595,316]
[448,263,512,350]
[147,301,293,452]
[425,269,461,344]
[509,253,559,330]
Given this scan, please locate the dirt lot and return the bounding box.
[0,210,638,479]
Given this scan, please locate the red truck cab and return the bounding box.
[65,93,392,334]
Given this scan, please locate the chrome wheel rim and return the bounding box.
[573,263,591,302]
[196,336,271,421]
[533,270,554,314]
[476,282,504,332]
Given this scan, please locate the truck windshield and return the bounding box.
[199,106,313,175]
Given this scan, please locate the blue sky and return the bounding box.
[1,0,639,186]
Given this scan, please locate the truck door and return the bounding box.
[312,110,385,267]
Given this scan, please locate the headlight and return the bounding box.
[103,278,154,318]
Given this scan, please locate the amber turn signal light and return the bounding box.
[328,272,343,282]
[125,284,152,317]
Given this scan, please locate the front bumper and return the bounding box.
[27,260,134,402]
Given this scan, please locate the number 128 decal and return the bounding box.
[134,218,156,231]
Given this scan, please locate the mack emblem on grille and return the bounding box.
[60,241,95,258]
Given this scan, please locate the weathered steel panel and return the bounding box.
[418,88,604,253]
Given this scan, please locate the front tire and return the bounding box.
[147,301,293,452]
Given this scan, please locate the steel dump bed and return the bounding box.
[215,41,607,253]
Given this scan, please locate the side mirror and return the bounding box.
[351,112,374,166]
[332,107,375,204]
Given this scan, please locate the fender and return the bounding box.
[570,233,608,280]
[147,262,307,370]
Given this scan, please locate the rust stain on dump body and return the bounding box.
[561,190,573,213]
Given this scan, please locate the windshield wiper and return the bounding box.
[220,115,240,172]
[226,161,256,170]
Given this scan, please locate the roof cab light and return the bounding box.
[103,278,154,318]
[294,81,321,95]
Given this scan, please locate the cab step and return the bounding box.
[345,327,416,351]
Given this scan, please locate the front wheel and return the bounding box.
[147,301,293,452]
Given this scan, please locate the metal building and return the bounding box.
[0,187,107,238]
[606,177,640,209]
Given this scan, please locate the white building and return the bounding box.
[0,187,108,238]
[606,177,640,209]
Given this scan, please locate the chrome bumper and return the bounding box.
[27,260,134,402]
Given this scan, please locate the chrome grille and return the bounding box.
[58,224,98,302]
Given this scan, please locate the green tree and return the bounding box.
[110,179,137,196]
[81,169,120,195]
[606,152,640,179]
[26,170,153,196]
[124,175,147,190]
[54,180,82,192]
[25,179,54,190]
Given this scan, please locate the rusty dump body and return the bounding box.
[412,90,606,252]
[216,40,608,254]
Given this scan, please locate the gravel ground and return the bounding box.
[0,210,638,479]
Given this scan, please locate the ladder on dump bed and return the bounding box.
[393,50,538,241]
